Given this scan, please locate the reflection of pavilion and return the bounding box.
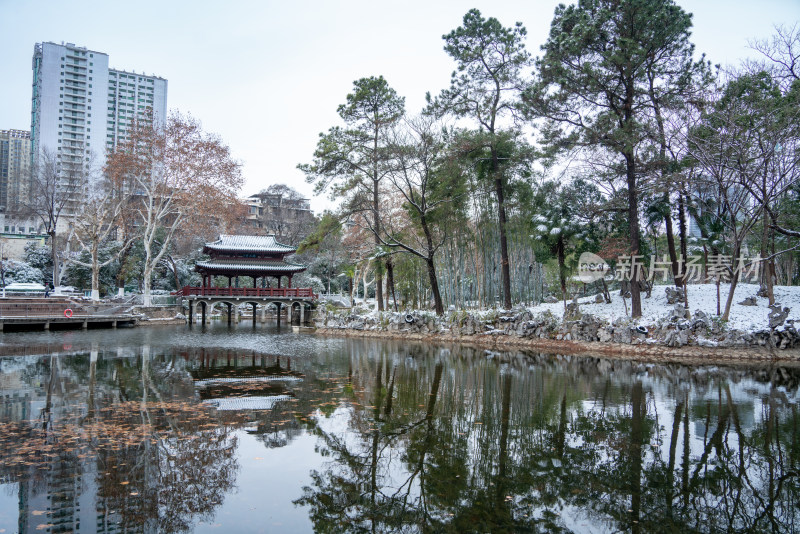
[189,351,302,408]
[186,350,306,448]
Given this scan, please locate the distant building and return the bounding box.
[30,42,167,206]
[244,187,315,243]
[0,129,31,212]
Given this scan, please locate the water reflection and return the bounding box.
[295,340,800,533]
[0,329,797,533]
[0,345,238,532]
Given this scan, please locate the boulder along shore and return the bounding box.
[314,308,800,367]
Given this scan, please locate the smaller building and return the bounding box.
[195,234,306,288]
[0,129,31,213]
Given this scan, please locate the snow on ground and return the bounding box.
[531,283,800,332]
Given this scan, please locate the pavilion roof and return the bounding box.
[204,234,296,254]
[196,258,306,274]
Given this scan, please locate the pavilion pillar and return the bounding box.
[288,276,292,288]
[235,276,239,288]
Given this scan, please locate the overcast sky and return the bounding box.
[1,0,798,214]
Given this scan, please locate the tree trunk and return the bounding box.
[49,230,59,288]
[664,207,682,288]
[761,216,775,305]
[142,266,153,307]
[116,245,129,296]
[495,172,512,310]
[426,257,444,315]
[557,236,567,313]
[721,243,742,322]
[677,188,690,309]
[168,255,181,293]
[625,152,642,318]
[386,258,398,312]
[91,244,100,301]
[373,149,383,311]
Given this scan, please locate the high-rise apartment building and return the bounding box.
[30,42,167,191]
[0,129,31,213]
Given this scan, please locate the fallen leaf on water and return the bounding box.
[120,481,130,485]
[32,511,47,516]
[36,525,54,531]
[254,457,263,460]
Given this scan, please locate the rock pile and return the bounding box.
[317,303,799,350]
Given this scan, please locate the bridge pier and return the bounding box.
[252,303,257,326]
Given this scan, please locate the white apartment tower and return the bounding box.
[30,42,167,192]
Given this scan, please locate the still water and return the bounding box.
[0,324,797,533]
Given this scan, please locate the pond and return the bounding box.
[0,324,797,533]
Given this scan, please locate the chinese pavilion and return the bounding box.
[176,235,316,328]
[196,234,307,289]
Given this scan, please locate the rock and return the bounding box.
[543,295,559,304]
[768,304,791,329]
[665,286,685,304]
[594,293,605,303]
[669,303,690,321]
[739,296,758,306]
[565,295,581,320]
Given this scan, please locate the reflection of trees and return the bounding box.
[0,346,239,533]
[296,341,800,533]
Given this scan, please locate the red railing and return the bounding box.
[175,286,317,299]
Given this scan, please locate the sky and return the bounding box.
[1,0,798,215]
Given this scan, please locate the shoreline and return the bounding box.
[314,327,800,368]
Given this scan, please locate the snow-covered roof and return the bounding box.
[195,259,306,274]
[204,234,296,254]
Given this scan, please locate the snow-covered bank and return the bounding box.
[536,283,799,333]
[315,284,800,352]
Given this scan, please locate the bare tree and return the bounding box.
[106,112,243,306]
[375,116,464,315]
[18,147,83,287]
[748,23,800,91]
[64,170,133,300]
